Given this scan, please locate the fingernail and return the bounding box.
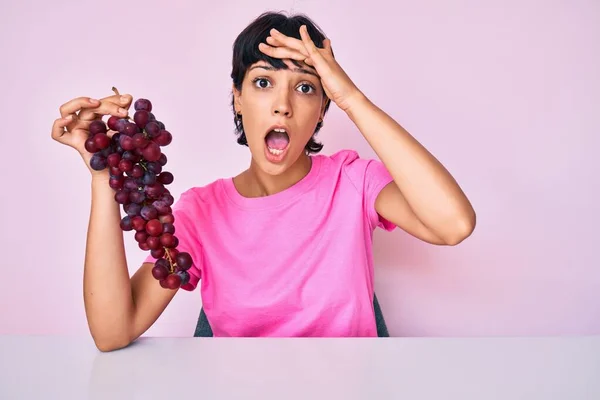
[64,115,72,120]
[89,98,99,103]
[119,108,127,114]
[121,96,128,103]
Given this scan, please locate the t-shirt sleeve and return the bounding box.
[143,189,203,291]
[341,150,397,232]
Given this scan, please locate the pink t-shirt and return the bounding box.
[144,149,396,337]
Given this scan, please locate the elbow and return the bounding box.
[444,212,476,246]
[94,335,132,353]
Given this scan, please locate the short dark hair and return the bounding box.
[230,11,333,154]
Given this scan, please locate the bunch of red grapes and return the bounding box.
[85,88,193,289]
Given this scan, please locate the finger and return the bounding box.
[59,97,101,118]
[303,57,315,67]
[268,29,309,57]
[79,93,133,121]
[299,25,323,61]
[258,43,307,61]
[323,38,332,52]
[79,100,131,121]
[51,115,74,143]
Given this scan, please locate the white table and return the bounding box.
[1,335,598,399]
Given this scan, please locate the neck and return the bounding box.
[236,153,312,198]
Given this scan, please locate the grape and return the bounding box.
[176,252,192,271]
[129,190,145,204]
[109,176,124,190]
[114,118,128,133]
[121,151,138,162]
[142,142,161,162]
[153,200,170,215]
[145,182,165,199]
[93,133,111,149]
[85,137,99,153]
[107,116,120,131]
[81,88,194,289]
[158,154,167,166]
[142,172,156,185]
[147,236,161,250]
[119,135,135,151]
[164,274,181,289]
[107,153,121,167]
[130,165,145,178]
[135,230,148,243]
[118,159,133,173]
[162,193,175,206]
[120,216,133,231]
[115,190,130,204]
[158,172,174,185]
[145,121,160,138]
[124,177,140,191]
[163,223,175,234]
[134,110,150,128]
[154,130,172,146]
[132,216,146,231]
[90,154,107,171]
[176,271,190,286]
[125,202,142,217]
[152,264,169,280]
[134,98,152,112]
[90,120,108,135]
[146,219,163,236]
[151,248,166,259]
[109,166,121,176]
[124,122,139,136]
[140,205,158,220]
[146,162,162,174]
[132,133,149,149]
[161,214,175,224]
[160,233,176,248]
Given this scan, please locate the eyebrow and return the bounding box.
[249,65,320,79]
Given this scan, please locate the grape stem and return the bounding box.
[164,248,176,273]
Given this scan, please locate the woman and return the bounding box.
[51,11,476,351]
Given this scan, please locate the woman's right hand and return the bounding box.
[51,93,133,177]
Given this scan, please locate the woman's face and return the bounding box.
[233,59,327,175]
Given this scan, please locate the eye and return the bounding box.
[297,83,315,94]
[253,78,271,89]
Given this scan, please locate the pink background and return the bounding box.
[1,0,598,337]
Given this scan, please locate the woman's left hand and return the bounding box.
[258,25,363,112]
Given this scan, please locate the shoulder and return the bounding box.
[318,148,382,181]
[319,148,361,165]
[171,179,223,211]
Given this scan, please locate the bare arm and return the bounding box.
[52,93,183,351]
[83,173,178,352]
[345,93,476,245]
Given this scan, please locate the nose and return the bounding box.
[272,90,292,118]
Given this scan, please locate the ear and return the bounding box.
[320,97,330,121]
[232,84,242,113]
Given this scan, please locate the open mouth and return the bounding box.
[264,128,290,162]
